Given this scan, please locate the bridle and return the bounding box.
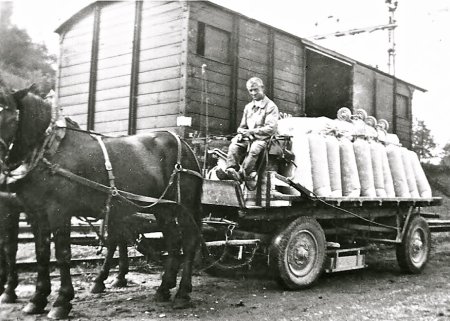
[0,104,20,174]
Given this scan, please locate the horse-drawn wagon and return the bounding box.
[200,170,442,289]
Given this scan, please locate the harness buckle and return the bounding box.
[110,186,119,197]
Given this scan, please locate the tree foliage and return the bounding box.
[0,2,56,94]
[412,119,437,160]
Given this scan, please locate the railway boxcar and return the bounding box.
[55,0,422,147]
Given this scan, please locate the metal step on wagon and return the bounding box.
[201,171,444,289]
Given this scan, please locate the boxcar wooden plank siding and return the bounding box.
[55,1,419,144]
[136,115,179,130]
[137,102,179,118]
[59,73,92,89]
[96,54,133,71]
[139,44,182,62]
[137,90,180,107]
[138,67,181,85]
[60,63,92,78]
[61,103,89,117]
[96,97,130,112]
[59,83,90,98]
[59,93,90,107]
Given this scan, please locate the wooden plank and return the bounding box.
[190,2,233,32]
[140,34,182,52]
[96,64,132,80]
[58,83,90,97]
[60,62,91,77]
[239,37,268,57]
[97,53,132,70]
[239,19,269,44]
[187,89,232,109]
[95,95,129,112]
[63,14,95,39]
[139,54,182,73]
[140,43,181,62]
[98,41,133,57]
[189,78,230,97]
[138,66,181,84]
[185,99,229,119]
[188,55,232,76]
[95,108,129,122]
[136,114,178,130]
[60,51,93,68]
[137,78,181,95]
[273,86,301,104]
[59,73,91,88]
[95,119,129,134]
[238,59,269,76]
[273,69,302,85]
[99,2,135,25]
[273,80,302,96]
[189,113,229,133]
[61,103,88,116]
[142,1,183,18]
[96,85,130,102]
[272,97,300,115]
[273,58,302,76]
[140,19,181,40]
[96,97,130,113]
[136,102,180,118]
[137,90,180,106]
[96,74,130,91]
[189,71,231,89]
[274,32,301,47]
[59,93,89,107]
[239,46,268,65]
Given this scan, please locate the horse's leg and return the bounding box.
[111,237,128,288]
[0,211,20,303]
[90,228,118,294]
[173,208,200,309]
[154,216,181,302]
[23,213,51,315]
[47,220,74,320]
[0,235,6,297]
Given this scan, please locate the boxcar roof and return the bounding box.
[55,0,426,93]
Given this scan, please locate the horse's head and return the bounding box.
[0,84,36,172]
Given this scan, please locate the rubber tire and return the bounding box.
[396,215,431,274]
[269,216,326,290]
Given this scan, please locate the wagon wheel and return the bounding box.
[269,217,326,290]
[396,215,431,274]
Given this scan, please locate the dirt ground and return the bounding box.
[1,234,450,321]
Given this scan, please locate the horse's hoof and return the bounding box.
[90,282,106,294]
[47,305,72,320]
[0,292,17,304]
[154,290,171,303]
[22,302,46,315]
[111,277,127,288]
[173,297,192,309]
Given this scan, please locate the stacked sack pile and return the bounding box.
[277,108,432,198]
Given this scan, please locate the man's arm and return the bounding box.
[237,104,250,134]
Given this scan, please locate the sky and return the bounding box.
[7,0,450,147]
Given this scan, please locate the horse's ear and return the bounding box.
[12,83,37,102]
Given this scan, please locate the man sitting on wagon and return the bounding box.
[217,77,279,184]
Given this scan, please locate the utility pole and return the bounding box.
[307,1,399,75]
[386,0,398,76]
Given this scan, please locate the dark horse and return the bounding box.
[0,85,203,319]
[0,191,23,304]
